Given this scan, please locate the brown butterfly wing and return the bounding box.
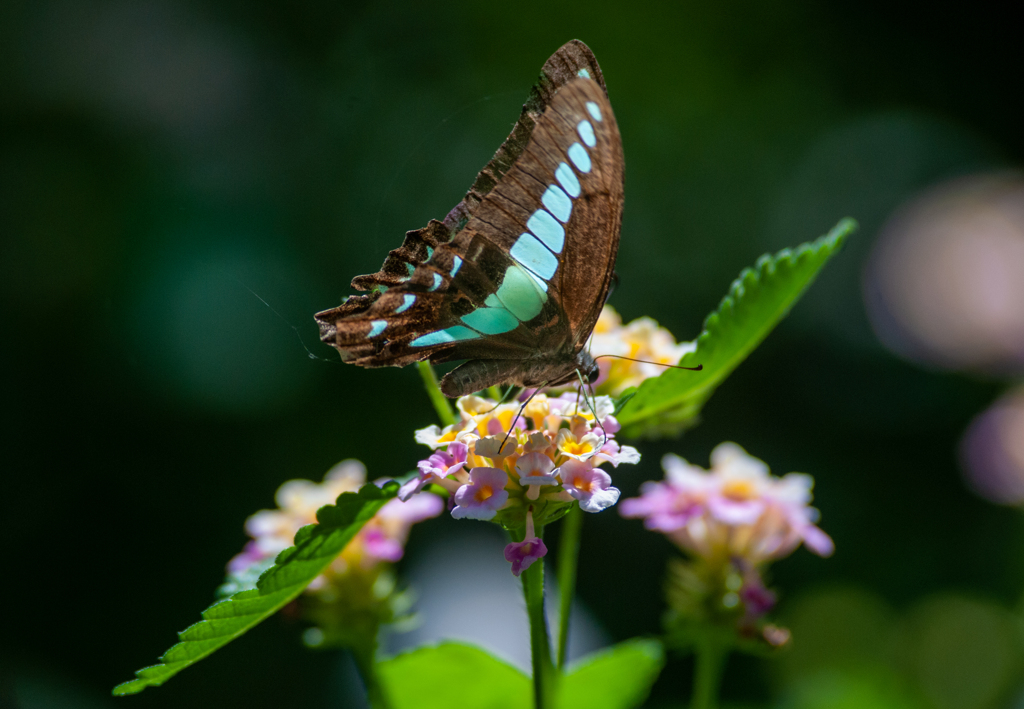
[315,41,623,382]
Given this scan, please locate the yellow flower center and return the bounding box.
[722,480,756,501]
[475,486,493,502]
[496,410,520,431]
[562,440,594,456]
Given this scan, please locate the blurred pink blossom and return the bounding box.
[227,459,443,588]
[621,443,833,564]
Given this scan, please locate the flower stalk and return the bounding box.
[417,361,455,427]
[556,503,583,669]
[350,637,392,709]
[690,635,726,709]
[521,523,555,709]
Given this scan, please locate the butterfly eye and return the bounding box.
[587,364,601,384]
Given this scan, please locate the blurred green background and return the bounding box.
[3,1,1024,707]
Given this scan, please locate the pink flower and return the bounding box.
[503,507,548,576]
[474,435,517,461]
[226,540,267,574]
[548,392,615,423]
[555,429,603,462]
[227,460,443,590]
[504,538,547,577]
[515,452,558,501]
[619,456,709,531]
[703,443,770,525]
[414,422,474,449]
[452,467,510,520]
[378,492,446,526]
[523,431,552,454]
[799,524,836,557]
[397,477,426,502]
[595,439,641,467]
[621,443,833,565]
[401,441,469,501]
[352,493,445,566]
[411,392,641,568]
[738,568,777,619]
[360,528,404,562]
[557,459,621,512]
[618,480,703,532]
[487,415,527,436]
[584,305,696,397]
[601,414,622,435]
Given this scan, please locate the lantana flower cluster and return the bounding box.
[621,443,833,564]
[403,392,640,575]
[587,305,696,397]
[620,443,833,644]
[225,460,442,645]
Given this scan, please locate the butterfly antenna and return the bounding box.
[593,354,703,371]
[231,275,335,363]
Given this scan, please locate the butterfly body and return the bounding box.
[439,349,601,399]
[315,41,623,397]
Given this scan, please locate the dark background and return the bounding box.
[2,1,1023,707]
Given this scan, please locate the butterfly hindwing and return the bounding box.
[315,40,624,394]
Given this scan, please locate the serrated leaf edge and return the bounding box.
[617,218,854,426]
[113,482,397,695]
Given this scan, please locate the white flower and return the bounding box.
[413,422,475,449]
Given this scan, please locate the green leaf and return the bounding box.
[113,482,398,696]
[378,642,531,709]
[378,639,664,709]
[612,388,638,417]
[557,639,665,709]
[617,218,855,438]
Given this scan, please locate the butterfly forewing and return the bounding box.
[529,81,623,345]
[315,41,624,393]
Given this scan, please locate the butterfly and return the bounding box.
[315,40,623,398]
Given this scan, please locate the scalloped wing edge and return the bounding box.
[335,40,608,295]
[616,218,856,434]
[112,482,398,695]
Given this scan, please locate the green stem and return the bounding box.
[690,636,727,709]
[351,640,391,709]
[522,527,555,709]
[417,361,455,427]
[556,504,583,670]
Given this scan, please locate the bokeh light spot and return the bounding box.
[864,172,1024,374]
[960,387,1024,505]
[898,594,1023,709]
